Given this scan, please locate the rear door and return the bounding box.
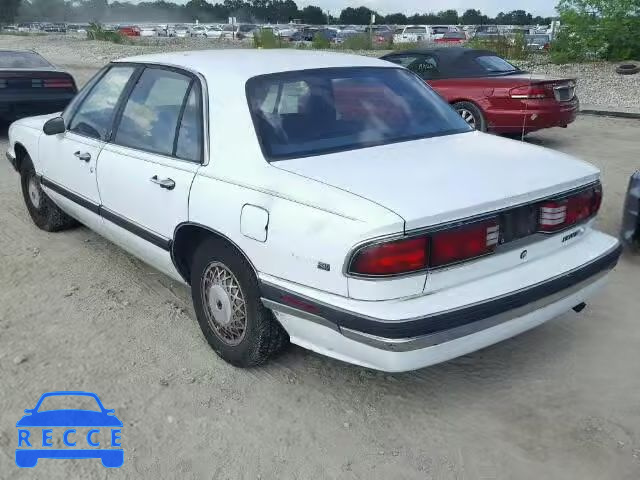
[96,65,205,275]
[39,65,137,230]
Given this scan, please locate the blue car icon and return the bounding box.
[16,391,123,468]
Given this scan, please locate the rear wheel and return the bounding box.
[190,238,289,367]
[20,156,77,232]
[452,101,487,132]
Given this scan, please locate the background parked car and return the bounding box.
[0,50,77,121]
[139,26,158,37]
[364,25,394,44]
[435,32,468,45]
[525,34,551,50]
[382,47,578,135]
[118,26,140,37]
[621,171,640,250]
[394,25,430,44]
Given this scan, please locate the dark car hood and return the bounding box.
[16,410,123,427]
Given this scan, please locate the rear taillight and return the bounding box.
[509,84,550,99]
[44,78,74,89]
[348,220,499,276]
[539,184,602,232]
[350,237,428,276]
[430,220,499,268]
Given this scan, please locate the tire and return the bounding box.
[20,156,78,232]
[190,238,289,367]
[616,64,639,75]
[452,101,487,132]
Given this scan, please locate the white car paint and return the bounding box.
[6,50,620,372]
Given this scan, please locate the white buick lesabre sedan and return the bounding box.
[6,50,621,372]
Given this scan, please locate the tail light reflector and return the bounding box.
[430,220,499,268]
[348,220,500,276]
[350,237,428,276]
[509,84,550,99]
[44,78,74,89]
[539,184,602,232]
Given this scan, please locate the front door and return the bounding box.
[40,65,137,230]
[96,66,205,279]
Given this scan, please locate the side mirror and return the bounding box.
[43,116,66,136]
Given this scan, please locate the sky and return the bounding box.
[127,0,559,17]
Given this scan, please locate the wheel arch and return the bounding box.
[13,142,29,172]
[171,222,258,285]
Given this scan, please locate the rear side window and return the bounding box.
[114,68,193,157]
[475,55,519,73]
[0,51,51,68]
[175,84,203,162]
[385,55,439,79]
[68,66,135,140]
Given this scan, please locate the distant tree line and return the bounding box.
[3,0,553,26]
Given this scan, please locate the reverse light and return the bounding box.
[539,184,602,232]
[509,84,549,99]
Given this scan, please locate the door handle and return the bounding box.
[74,151,91,162]
[150,175,176,190]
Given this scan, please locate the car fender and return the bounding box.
[8,120,44,173]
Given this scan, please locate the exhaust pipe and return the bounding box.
[572,302,586,313]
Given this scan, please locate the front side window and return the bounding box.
[114,67,193,157]
[247,67,470,161]
[68,66,135,140]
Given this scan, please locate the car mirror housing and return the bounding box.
[43,116,66,136]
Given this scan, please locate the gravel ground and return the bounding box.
[1,34,638,111]
[0,53,639,477]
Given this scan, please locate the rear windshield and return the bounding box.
[474,55,519,74]
[246,67,471,161]
[0,51,51,68]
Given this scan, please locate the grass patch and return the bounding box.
[253,28,284,49]
[468,34,530,61]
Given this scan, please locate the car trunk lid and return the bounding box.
[275,131,599,232]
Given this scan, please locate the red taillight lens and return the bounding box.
[539,184,602,232]
[350,237,428,276]
[430,220,499,268]
[510,84,549,99]
[44,78,74,89]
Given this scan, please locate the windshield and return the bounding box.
[246,67,471,161]
[474,55,520,74]
[0,51,51,68]
[37,395,101,412]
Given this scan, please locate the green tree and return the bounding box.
[554,0,640,61]
[437,9,459,24]
[461,9,482,25]
[300,5,326,24]
[384,12,408,24]
[0,0,22,25]
[339,6,377,25]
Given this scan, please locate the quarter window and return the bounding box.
[175,84,203,162]
[386,55,439,80]
[114,68,193,157]
[68,66,135,140]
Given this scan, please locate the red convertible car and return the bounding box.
[381,48,578,136]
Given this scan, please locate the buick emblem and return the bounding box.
[520,250,528,260]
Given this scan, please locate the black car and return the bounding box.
[621,171,640,250]
[0,50,77,121]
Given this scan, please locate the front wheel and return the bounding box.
[190,238,289,367]
[452,101,487,132]
[20,156,78,232]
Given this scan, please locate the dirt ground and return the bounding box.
[0,63,639,478]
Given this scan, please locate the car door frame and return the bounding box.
[39,64,141,231]
[93,62,210,279]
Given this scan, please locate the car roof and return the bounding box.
[115,49,396,83]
